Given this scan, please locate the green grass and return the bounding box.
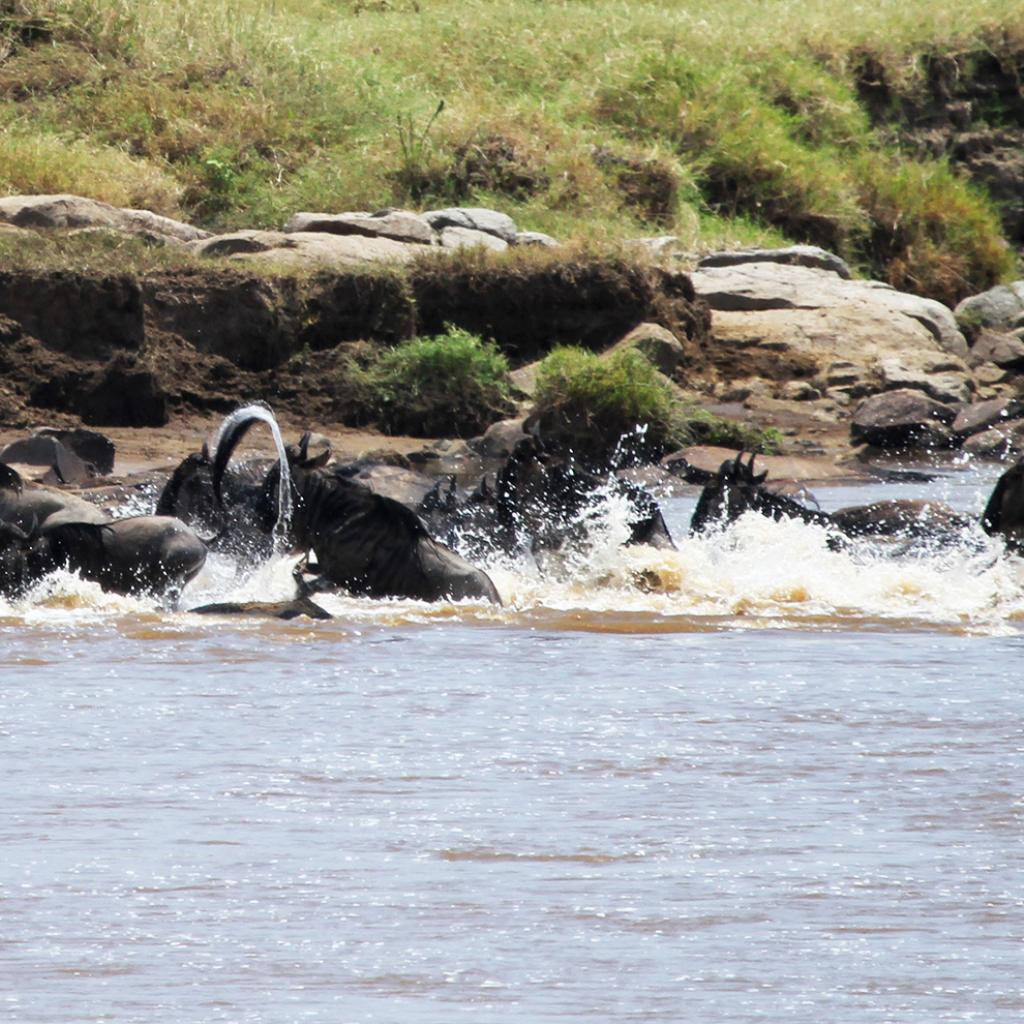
[1,0,1022,300]
[532,345,779,464]
[346,324,514,437]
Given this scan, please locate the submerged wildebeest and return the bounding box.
[419,436,675,560]
[208,411,501,604]
[683,451,977,547]
[0,463,207,602]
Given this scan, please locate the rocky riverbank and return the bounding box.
[1,193,1023,499]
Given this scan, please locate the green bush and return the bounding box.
[532,346,779,466]
[358,325,514,437]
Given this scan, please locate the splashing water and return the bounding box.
[212,402,293,550]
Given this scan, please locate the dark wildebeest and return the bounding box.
[980,457,1024,554]
[684,452,973,546]
[210,414,501,605]
[156,443,275,563]
[0,462,108,530]
[419,436,675,560]
[0,463,206,602]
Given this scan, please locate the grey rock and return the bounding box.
[605,322,685,376]
[424,207,518,243]
[962,419,1024,459]
[283,209,435,245]
[876,356,974,404]
[34,427,116,474]
[954,281,1024,333]
[0,194,208,243]
[469,417,530,460]
[438,226,509,252]
[851,388,957,450]
[190,230,417,266]
[514,230,559,248]
[952,397,1024,438]
[698,245,852,279]
[967,327,1024,369]
[779,380,822,401]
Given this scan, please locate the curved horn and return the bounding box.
[298,432,311,461]
[0,462,24,495]
[211,413,267,509]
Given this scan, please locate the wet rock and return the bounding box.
[967,327,1024,370]
[34,428,116,474]
[850,389,957,450]
[604,322,685,376]
[954,281,1024,336]
[0,434,94,484]
[952,397,1024,438]
[283,210,436,245]
[0,194,208,243]
[697,245,852,279]
[423,207,518,243]
[962,419,1024,459]
[347,463,438,510]
[438,226,509,252]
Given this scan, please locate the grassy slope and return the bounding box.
[1,0,1022,302]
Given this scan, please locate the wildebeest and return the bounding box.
[980,457,1024,554]
[210,411,502,604]
[0,461,108,530]
[420,436,675,560]
[156,442,276,562]
[685,451,975,546]
[0,514,207,602]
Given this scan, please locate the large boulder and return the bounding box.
[0,194,208,244]
[283,209,436,246]
[697,245,852,279]
[850,389,957,450]
[423,207,518,243]
[954,281,1024,335]
[603,322,686,375]
[953,397,1024,438]
[689,258,973,405]
[967,327,1024,370]
[189,229,417,267]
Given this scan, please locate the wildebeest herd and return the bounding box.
[0,402,1022,618]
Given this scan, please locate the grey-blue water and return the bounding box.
[1,469,1022,1022]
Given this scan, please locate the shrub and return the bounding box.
[532,346,781,465]
[358,325,514,437]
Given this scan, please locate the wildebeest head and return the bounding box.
[689,452,833,534]
[980,458,1024,554]
[0,518,37,596]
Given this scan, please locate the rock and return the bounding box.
[36,427,115,473]
[952,397,1024,438]
[691,261,967,357]
[973,362,1011,386]
[954,281,1024,335]
[0,435,94,484]
[778,380,822,401]
[438,226,509,252]
[850,389,957,450]
[962,419,1024,459]
[282,209,435,245]
[469,417,530,460]
[509,360,540,398]
[627,235,680,255]
[876,356,974,404]
[514,230,559,248]
[967,327,1024,369]
[0,194,208,243]
[604,322,685,375]
[189,597,332,620]
[348,464,438,510]
[697,245,852,279]
[423,207,518,243]
[190,230,418,266]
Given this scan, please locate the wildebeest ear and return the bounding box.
[297,432,311,461]
[0,462,24,495]
[201,442,210,461]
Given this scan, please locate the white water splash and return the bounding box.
[212,402,293,550]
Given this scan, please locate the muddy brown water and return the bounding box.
[1,466,1022,1022]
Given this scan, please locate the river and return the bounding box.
[1,464,1022,1022]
